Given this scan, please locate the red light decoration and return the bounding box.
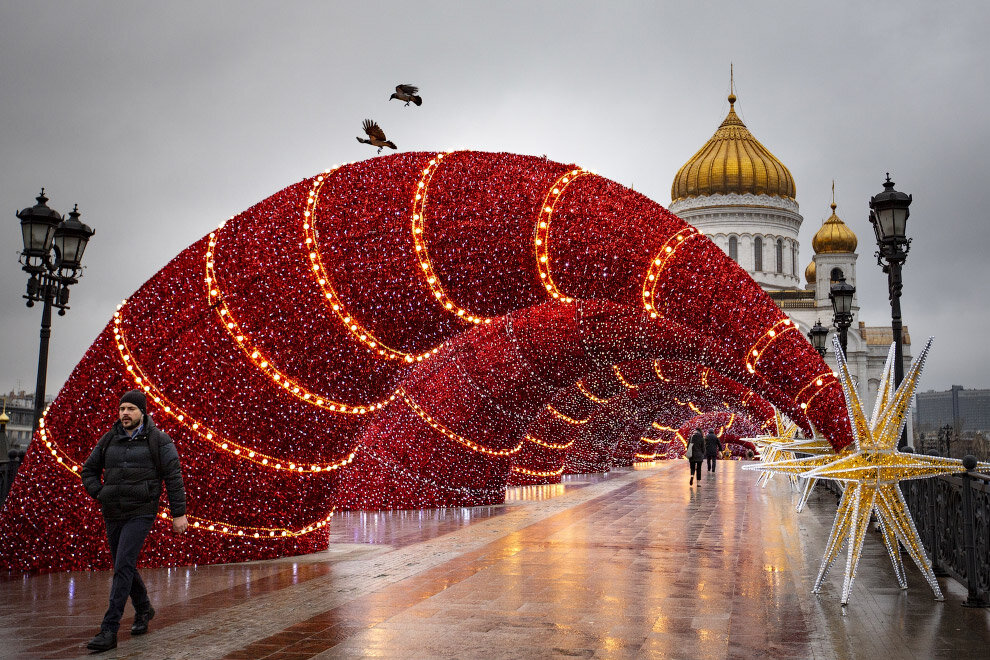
[0,151,850,572]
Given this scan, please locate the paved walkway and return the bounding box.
[2,461,988,659]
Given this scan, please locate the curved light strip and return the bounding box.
[642,227,702,318]
[744,318,799,374]
[716,412,737,436]
[612,365,639,390]
[545,404,589,425]
[576,380,609,404]
[400,388,523,457]
[304,166,439,363]
[795,371,841,412]
[524,433,575,450]
[534,168,589,302]
[36,417,332,538]
[205,228,397,414]
[511,465,565,477]
[411,152,492,325]
[111,302,359,473]
[653,359,671,382]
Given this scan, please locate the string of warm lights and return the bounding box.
[410,152,493,325]
[511,465,565,477]
[612,365,639,390]
[534,168,588,302]
[545,404,589,425]
[794,371,841,412]
[576,380,609,404]
[206,227,398,414]
[304,166,440,362]
[112,303,359,473]
[744,318,798,374]
[523,433,575,450]
[653,359,671,382]
[35,419,331,539]
[399,387,524,457]
[641,227,701,318]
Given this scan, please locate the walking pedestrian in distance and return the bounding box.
[80,389,187,652]
[705,429,722,474]
[687,428,704,486]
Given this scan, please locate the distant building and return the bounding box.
[915,386,990,435]
[667,87,911,426]
[0,391,52,448]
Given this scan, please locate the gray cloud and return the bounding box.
[2,1,987,397]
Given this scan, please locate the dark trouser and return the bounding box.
[689,460,702,481]
[707,456,717,472]
[101,515,155,633]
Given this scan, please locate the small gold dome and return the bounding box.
[805,259,816,285]
[812,201,858,253]
[671,92,796,202]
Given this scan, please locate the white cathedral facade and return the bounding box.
[666,89,911,431]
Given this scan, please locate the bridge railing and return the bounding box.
[810,457,988,607]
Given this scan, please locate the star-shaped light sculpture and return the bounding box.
[752,409,802,489]
[802,336,990,605]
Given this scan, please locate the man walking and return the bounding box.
[705,429,722,474]
[80,389,187,652]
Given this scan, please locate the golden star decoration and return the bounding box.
[752,409,802,488]
[802,336,989,604]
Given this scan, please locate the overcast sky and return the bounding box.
[2,1,987,399]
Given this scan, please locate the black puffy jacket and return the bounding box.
[688,431,705,461]
[81,415,186,521]
[705,432,722,458]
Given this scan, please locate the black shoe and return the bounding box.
[86,630,117,652]
[131,606,155,635]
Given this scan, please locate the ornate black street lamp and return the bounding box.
[16,189,95,433]
[869,173,912,449]
[829,276,855,356]
[808,319,829,358]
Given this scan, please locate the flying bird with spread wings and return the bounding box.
[389,84,422,106]
[356,119,397,153]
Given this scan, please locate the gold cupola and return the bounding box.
[804,259,816,286]
[811,193,858,253]
[671,88,796,203]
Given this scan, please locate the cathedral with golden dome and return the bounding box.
[667,80,911,418]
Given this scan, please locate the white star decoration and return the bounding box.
[747,336,990,604]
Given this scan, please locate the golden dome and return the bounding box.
[812,200,858,253]
[804,259,816,285]
[671,92,796,202]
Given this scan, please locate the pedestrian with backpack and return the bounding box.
[80,389,187,652]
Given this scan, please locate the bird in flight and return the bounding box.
[390,84,422,106]
[356,119,397,153]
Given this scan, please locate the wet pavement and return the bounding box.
[2,461,988,659]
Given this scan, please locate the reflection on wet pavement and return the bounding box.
[1,461,988,659]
